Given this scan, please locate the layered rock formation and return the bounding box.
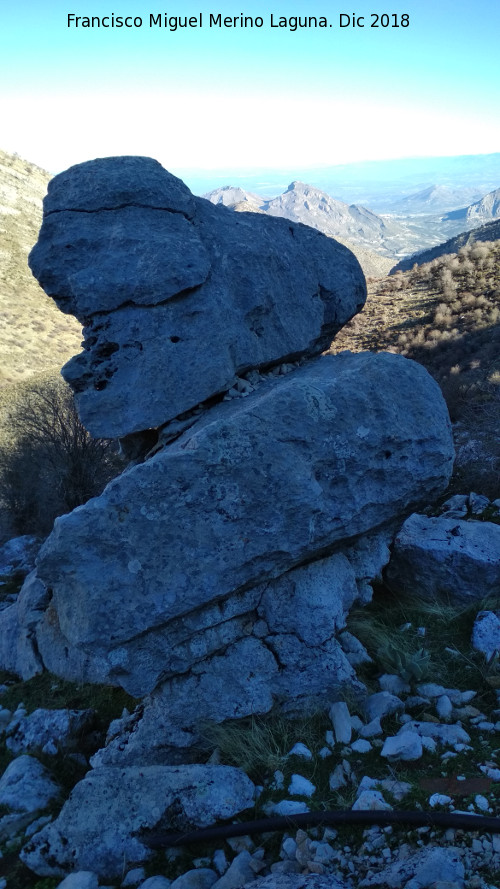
[0,155,458,877]
[0,156,457,779]
[29,156,366,439]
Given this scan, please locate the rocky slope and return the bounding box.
[0,150,81,387]
[390,219,500,272]
[445,187,500,224]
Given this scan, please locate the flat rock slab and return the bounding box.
[386,514,500,601]
[29,156,366,438]
[35,351,453,695]
[21,764,255,879]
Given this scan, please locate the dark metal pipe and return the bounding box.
[141,808,500,849]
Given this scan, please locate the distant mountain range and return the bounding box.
[204,179,500,268]
[387,184,486,215]
[1,146,499,390]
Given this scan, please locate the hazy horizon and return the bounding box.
[1,0,499,177]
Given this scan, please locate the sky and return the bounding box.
[1,0,499,179]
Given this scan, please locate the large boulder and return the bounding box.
[29,156,366,439]
[21,764,255,879]
[386,514,500,601]
[34,351,454,697]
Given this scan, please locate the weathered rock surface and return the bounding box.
[29,156,367,439]
[0,754,61,813]
[0,570,48,679]
[5,707,95,755]
[34,351,453,697]
[472,610,500,660]
[21,765,255,878]
[386,514,500,601]
[0,535,41,578]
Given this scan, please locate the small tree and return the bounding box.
[0,375,123,537]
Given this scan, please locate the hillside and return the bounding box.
[0,150,81,386]
[330,239,500,498]
[388,184,486,215]
[391,219,500,272]
[445,186,500,224]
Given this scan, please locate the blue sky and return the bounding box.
[1,0,499,176]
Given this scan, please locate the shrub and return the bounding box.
[0,375,123,537]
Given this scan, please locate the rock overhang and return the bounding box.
[29,155,367,439]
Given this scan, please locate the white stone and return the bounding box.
[329,764,347,791]
[474,794,490,811]
[472,610,500,661]
[171,869,217,889]
[212,850,228,876]
[381,732,423,762]
[436,695,453,720]
[287,743,313,760]
[399,720,470,747]
[288,774,316,797]
[352,790,392,811]
[0,755,61,813]
[351,739,372,753]
[264,800,309,816]
[56,874,99,889]
[364,692,404,722]
[429,793,453,807]
[359,718,383,739]
[329,701,352,745]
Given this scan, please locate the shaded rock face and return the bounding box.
[34,351,454,699]
[386,514,500,602]
[13,157,455,777]
[20,764,255,878]
[29,156,367,439]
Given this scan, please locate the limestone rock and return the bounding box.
[0,755,61,813]
[56,874,99,889]
[6,707,95,756]
[386,514,500,602]
[0,570,50,679]
[247,877,347,889]
[0,535,41,578]
[381,732,423,762]
[21,764,255,879]
[472,610,500,660]
[359,846,464,888]
[35,351,453,696]
[29,156,366,439]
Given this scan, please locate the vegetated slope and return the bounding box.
[0,149,81,387]
[444,186,500,223]
[391,219,500,273]
[330,240,500,498]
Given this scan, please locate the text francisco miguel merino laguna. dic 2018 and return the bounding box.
[67,12,411,30]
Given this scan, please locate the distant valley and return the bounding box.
[204,177,500,273]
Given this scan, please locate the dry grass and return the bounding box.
[0,150,82,387]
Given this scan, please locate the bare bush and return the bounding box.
[0,376,124,537]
